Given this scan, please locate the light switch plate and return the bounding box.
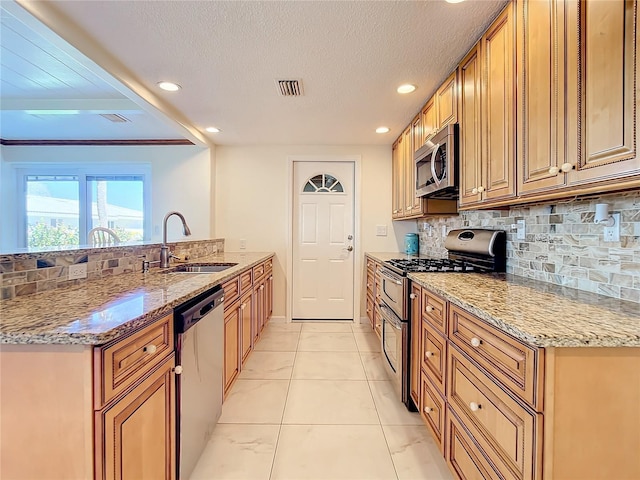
[603,214,620,242]
[376,225,387,236]
[516,220,526,240]
[239,239,247,249]
[69,263,87,280]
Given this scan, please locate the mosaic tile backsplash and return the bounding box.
[0,239,224,300]
[418,191,640,303]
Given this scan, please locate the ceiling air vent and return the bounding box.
[275,79,304,97]
[99,113,130,123]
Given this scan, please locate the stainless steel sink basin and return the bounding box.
[167,263,238,273]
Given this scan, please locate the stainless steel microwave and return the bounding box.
[414,124,458,198]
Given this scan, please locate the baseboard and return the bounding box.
[358,316,369,325]
[269,316,286,323]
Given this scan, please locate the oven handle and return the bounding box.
[380,268,403,285]
[379,302,402,330]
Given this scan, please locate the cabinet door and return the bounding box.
[391,140,403,218]
[97,354,176,480]
[240,293,252,364]
[409,283,421,408]
[403,126,416,217]
[436,71,458,129]
[458,43,483,206]
[224,303,240,393]
[412,115,423,153]
[422,97,437,141]
[517,0,568,195]
[482,3,516,202]
[265,272,273,322]
[566,0,640,184]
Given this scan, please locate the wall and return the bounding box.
[417,191,640,303]
[0,144,214,250]
[215,145,417,318]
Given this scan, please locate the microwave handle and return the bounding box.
[430,143,441,186]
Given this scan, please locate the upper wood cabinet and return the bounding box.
[459,3,517,207]
[403,126,417,215]
[421,98,437,146]
[391,139,404,219]
[565,0,640,185]
[436,71,458,130]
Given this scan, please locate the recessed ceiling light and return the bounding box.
[205,127,221,133]
[157,81,181,92]
[445,0,465,3]
[397,84,416,94]
[376,127,390,134]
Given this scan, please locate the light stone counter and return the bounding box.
[366,252,640,348]
[0,252,274,345]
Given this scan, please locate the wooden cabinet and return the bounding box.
[240,292,252,363]
[421,97,437,144]
[391,138,404,219]
[403,126,417,216]
[459,4,516,208]
[265,272,273,323]
[409,282,421,408]
[96,354,176,480]
[420,372,446,454]
[223,299,240,394]
[365,258,376,329]
[436,71,458,129]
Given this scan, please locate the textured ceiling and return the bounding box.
[9,0,508,145]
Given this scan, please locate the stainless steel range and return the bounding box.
[378,229,506,410]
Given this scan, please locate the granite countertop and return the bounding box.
[0,252,273,346]
[366,252,640,348]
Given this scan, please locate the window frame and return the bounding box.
[15,163,152,248]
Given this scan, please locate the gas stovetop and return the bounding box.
[385,258,477,273]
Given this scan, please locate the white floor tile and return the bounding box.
[253,332,300,352]
[354,331,382,352]
[383,425,453,480]
[262,322,302,333]
[188,424,279,480]
[271,425,398,480]
[360,352,391,380]
[352,322,375,332]
[292,352,366,380]
[239,351,296,380]
[297,332,358,352]
[368,380,424,426]
[283,380,378,425]
[301,322,353,333]
[219,379,289,424]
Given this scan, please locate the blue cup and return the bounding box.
[405,233,419,255]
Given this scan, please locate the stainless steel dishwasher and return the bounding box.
[174,286,224,480]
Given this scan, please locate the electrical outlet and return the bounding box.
[442,226,447,237]
[69,263,87,280]
[603,213,621,242]
[239,239,247,249]
[516,219,526,240]
[375,225,387,236]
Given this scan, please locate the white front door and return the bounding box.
[292,161,355,320]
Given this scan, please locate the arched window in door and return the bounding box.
[302,173,344,193]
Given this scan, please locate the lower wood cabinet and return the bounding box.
[409,282,421,408]
[240,292,252,363]
[420,372,446,454]
[223,299,241,395]
[95,354,176,480]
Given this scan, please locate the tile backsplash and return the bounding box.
[418,191,640,303]
[0,239,224,300]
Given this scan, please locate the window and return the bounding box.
[302,174,344,193]
[18,166,150,249]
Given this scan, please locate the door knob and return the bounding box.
[347,235,353,240]
[347,246,353,252]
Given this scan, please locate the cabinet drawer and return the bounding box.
[420,372,446,454]
[252,262,265,280]
[421,320,447,396]
[265,257,273,273]
[222,276,240,306]
[94,313,173,408]
[240,269,252,294]
[446,406,501,480]
[448,345,542,480]
[422,289,447,335]
[449,304,543,409]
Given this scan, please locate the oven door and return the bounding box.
[379,267,406,319]
[380,301,404,396]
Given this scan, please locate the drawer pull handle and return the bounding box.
[469,402,481,412]
[144,344,157,354]
[173,365,183,375]
[367,283,371,288]
[425,351,434,358]
[424,406,433,413]
[409,293,417,300]
[425,305,434,313]
[241,303,247,310]
[470,337,482,348]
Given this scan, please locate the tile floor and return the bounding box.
[190,321,453,480]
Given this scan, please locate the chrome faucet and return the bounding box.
[160,211,192,268]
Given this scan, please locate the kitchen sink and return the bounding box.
[167,262,238,273]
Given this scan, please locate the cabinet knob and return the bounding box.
[407,205,413,210]
[144,344,157,354]
[409,293,417,300]
[424,406,433,413]
[560,162,574,173]
[425,305,434,313]
[260,285,264,290]
[470,337,482,348]
[477,186,485,193]
[469,402,481,412]
[425,351,434,358]
[367,283,371,288]
[241,303,246,310]
[366,308,371,313]
[393,209,399,214]
[549,166,560,175]
[173,365,183,375]
[471,187,478,194]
